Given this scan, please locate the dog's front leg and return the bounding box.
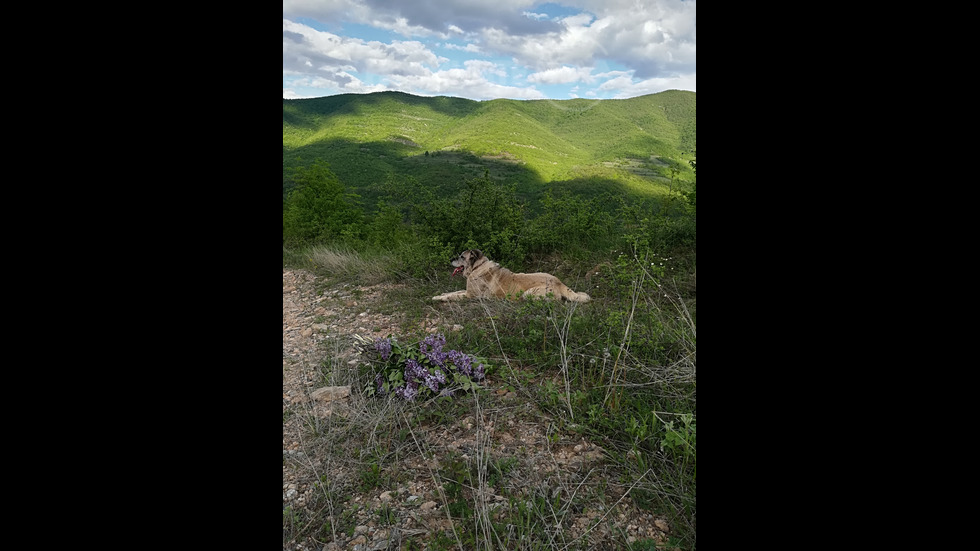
[432,290,468,302]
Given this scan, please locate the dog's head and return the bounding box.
[451,249,484,277]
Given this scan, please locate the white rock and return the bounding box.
[311,386,351,402]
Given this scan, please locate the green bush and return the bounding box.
[526,190,615,257]
[283,161,364,247]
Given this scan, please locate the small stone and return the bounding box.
[302,328,313,338]
[312,386,351,402]
[380,491,393,502]
[419,500,438,511]
[355,525,368,534]
[654,519,669,532]
[347,535,367,547]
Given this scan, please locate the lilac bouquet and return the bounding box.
[367,333,488,400]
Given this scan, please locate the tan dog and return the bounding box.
[433,250,591,302]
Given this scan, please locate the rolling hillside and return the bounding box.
[283,90,695,205]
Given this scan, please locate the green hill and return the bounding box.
[283,90,695,205]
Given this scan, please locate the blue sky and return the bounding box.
[283,0,696,100]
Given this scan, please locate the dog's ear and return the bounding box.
[470,249,483,264]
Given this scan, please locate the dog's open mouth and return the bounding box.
[452,265,464,277]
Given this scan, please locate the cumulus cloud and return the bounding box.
[283,19,445,93]
[284,18,543,100]
[392,60,544,100]
[523,11,549,20]
[443,42,484,54]
[482,1,695,80]
[283,0,695,99]
[358,0,561,36]
[596,70,697,98]
[527,65,594,85]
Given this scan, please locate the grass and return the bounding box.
[305,245,397,285]
[283,244,696,549]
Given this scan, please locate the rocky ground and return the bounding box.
[283,268,672,550]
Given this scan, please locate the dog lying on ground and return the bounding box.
[432,249,591,302]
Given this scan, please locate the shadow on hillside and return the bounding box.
[283,137,689,218]
[282,91,481,124]
[283,137,547,207]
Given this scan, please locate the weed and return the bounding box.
[358,456,382,492]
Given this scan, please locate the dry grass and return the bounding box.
[307,245,397,285]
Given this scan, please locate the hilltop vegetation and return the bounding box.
[283,90,695,207]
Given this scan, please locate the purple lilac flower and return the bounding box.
[448,349,473,376]
[405,358,426,382]
[420,334,448,367]
[423,368,447,392]
[472,363,485,380]
[375,373,386,395]
[374,337,393,361]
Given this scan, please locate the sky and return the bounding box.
[283,0,696,101]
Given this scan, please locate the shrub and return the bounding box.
[526,190,615,257]
[365,334,491,400]
[283,161,364,246]
[409,172,527,268]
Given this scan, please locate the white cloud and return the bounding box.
[284,19,445,92]
[482,1,695,80]
[527,65,594,85]
[391,60,544,100]
[283,1,695,99]
[596,70,697,98]
[443,42,484,54]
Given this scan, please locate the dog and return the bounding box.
[432,249,591,302]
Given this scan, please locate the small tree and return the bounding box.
[283,161,364,246]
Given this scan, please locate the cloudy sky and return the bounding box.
[283,0,696,101]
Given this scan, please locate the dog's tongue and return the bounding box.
[452,265,464,277]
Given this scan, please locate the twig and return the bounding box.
[479,299,512,372]
[549,302,577,420]
[604,267,643,408]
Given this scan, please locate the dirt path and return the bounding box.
[283,268,670,550]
